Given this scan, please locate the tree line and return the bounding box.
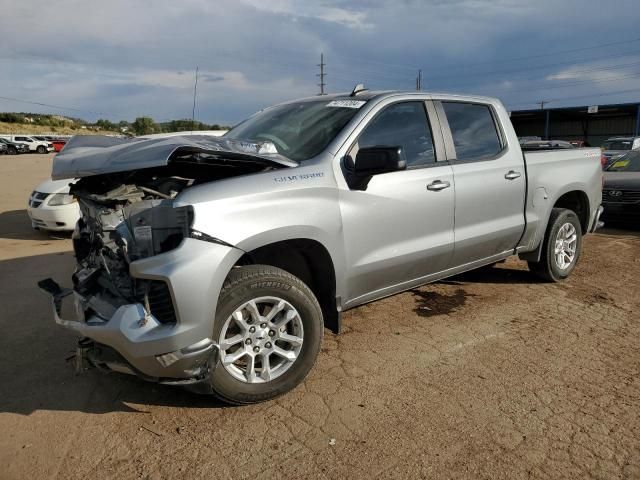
[99,117,230,135]
[0,112,230,135]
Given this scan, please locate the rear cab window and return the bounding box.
[441,102,503,161]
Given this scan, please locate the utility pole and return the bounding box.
[416,69,422,91]
[191,65,199,133]
[317,53,326,95]
[539,100,547,110]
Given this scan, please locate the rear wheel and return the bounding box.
[36,146,46,154]
[192,265,323,405]
[528,208,583,282]
[8,146,17,155]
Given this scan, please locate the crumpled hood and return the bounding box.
[52,135,297,180]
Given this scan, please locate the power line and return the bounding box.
[457,69,640,100]
[329,36,640,73]
[328,48,640,87]
[507,87,640,108]
[0,95,111,116]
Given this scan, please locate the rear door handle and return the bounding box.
[504,170,521,180]
[427,180,451,191]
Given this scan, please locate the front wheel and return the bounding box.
[528,208,583,282]
[36,146,46,154]
[192,265,323,405]
[8,146,17,155]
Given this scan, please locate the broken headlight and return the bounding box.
[48,193,76,206]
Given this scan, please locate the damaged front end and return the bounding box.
[38,136,289,383]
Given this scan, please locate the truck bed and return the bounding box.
[518,147,603,254]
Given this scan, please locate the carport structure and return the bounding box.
[510,102,640,147]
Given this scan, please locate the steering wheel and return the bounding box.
[256,134,289,151]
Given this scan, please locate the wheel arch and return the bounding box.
[520,187,590,263]
[552,190,590,234]
[232,237,341,333]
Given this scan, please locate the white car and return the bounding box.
[27,178,80,231]
[0,135,54,154]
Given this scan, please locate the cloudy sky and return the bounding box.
[1,0,640,124]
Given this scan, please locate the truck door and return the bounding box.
[436,101,526,266]
[339,100,455,307]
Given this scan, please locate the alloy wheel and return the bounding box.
[218,296,304,384]
[554,222,577,270]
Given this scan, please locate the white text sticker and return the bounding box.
[134,225,153,242]
[326,100,366,109]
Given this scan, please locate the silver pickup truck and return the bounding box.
[39,90,603,404]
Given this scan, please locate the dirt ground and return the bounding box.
[0,154,639,480]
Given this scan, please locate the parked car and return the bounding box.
[0,137,29,154]
[51,138,68,152]
[39,90,603,404]
[0,135,54,153]
[601,151,640,224]
[601,136,640,167]
[27,178,80,231]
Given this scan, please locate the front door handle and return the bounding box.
[427,180,451,191]
[505,170,521,180]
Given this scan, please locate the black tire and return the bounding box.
[8,146,17,155]
[528,208,583,282]
[191,265,323,405]
[36,146,46,154]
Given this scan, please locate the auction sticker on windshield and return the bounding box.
[326,100,366,109]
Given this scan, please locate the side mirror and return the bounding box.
[353,146,406,175]
[344,146,406,190]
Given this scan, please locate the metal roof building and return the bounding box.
[509,102,640,147]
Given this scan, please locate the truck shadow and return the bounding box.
[450,265,535,285]
[0,251,228,415]
[0,252,543,416]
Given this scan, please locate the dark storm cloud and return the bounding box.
[1,0,639,123]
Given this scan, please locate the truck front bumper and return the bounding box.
[38,238,243,381]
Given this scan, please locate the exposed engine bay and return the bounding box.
[69,151,285,325]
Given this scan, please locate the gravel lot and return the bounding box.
[0,154,639,479]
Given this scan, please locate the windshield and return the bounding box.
[602,139,633,151]
[606,152,640,172]
[225,99,366,161]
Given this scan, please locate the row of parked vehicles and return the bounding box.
[520,135,640,169]
[0,134,68,154]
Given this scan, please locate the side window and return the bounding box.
[355,101,436,168]
[442,102,502,161]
